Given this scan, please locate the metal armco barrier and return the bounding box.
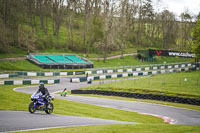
[71,90,200,106]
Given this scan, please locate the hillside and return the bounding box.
[0,0,197,61]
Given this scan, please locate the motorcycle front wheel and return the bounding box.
[45,103,54,114]
[29,102,36,113]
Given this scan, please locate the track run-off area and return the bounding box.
[1,76,200,132]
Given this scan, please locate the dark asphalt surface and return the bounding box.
[0,110,134,132]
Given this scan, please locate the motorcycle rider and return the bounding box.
[37,82,50,104]
[61,88,67,96]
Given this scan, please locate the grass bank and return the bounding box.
[0,47,138,59]
[0,48,27,59]
[0,60,85,71]
[0,56,193,71]
[80,71,200,99]
[92,56,193,68]
[14,124,200,133]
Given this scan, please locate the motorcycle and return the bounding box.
[61,90,67,97]
[29,92,54,114]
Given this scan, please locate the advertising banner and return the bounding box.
[149,49,195,58]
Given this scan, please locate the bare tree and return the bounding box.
[117,0,131,58]
[66,0,75,48]
[18,25,37,53]
[82,0,94,52]
[102,0,116,62]
[136,0,143,45]
[87,0,102,56]
[94,41,104,61]
[142,0,154,45]
[180,9,194,50]
[52,0,64,43]
[0,19,11,53]
[161,10,178,49]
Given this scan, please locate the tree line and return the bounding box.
[0,0,199,62]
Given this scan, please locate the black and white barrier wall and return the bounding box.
[0,79,60,85]
[71,62,199,83]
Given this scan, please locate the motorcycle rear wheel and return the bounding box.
[29,102,36,113]
[45,103,54,114]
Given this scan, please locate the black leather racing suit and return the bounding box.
[37,87,50,103]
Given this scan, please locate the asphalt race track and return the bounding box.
[0,110,134,132]
[1,77,200,132]
[56,95,200,125]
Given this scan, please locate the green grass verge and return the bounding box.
[0,60,43,71]
[1,85,200,133]
[0,48,27,59]
[13,124,200,133]
[41,47,138,58]
[0,85,163,124]
[0,60,86,72]
[80,71,200,99]
[92,56,193,68]
[0,46,138,59]
[0,56,193,71]
[0,46,137,59]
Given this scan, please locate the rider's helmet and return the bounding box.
[64,88,67,91]
[39,82,44,89]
